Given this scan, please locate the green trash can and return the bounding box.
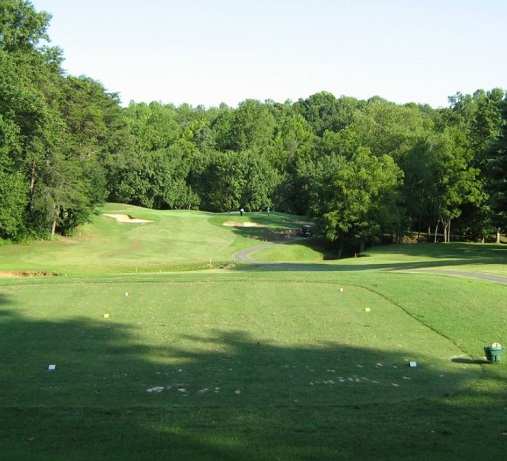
[484,343,504,363]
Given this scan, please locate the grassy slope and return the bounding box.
[1,205,507,460]
[0,204,279,275]
[0,204,314,275]
[251,237,507,276]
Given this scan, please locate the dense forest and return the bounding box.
[1,0,507,252]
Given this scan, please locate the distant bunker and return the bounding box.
[0,271,57,278]
[223,221,264,227]
[104,214,153,223]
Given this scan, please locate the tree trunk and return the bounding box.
[359,237,366,253]
[434,222,439,243]
[29,163,37,212]
[51,216,57,240]
[443,219,451,243]
[496,229,501,244]
[50,204,58,240]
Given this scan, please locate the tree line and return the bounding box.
[1,0,507,253]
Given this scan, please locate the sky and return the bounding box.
[31,0,507,108]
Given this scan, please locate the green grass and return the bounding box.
[251,239,326,262]
[1,205,507,460]
[0,204,312,275]
[250,237,507,276]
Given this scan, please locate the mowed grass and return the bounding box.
[0,203,304,275]
[0,205,507,460]
[250,237,507,276]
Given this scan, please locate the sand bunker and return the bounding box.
[104,214,153,223]
[223,221,264,227]
[0,271,57,278]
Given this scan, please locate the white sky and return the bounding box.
[31,0,507,108]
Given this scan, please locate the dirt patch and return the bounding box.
[223,221,264,227]
[57,236,79,244]
[104,214,153,223]
[0,271,57,278]
[290,220,313,225]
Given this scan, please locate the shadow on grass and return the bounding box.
[452,357,491,365]
[228,224,300,242]
[0,293,15,319]
[0,308,506,460]
[216,212,306,242]
[0,291,14,305]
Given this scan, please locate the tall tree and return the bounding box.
[0,0,65,238]
[422,126,483,243]
[227,99,276,153]
[444,89,505,240]
[487,98,507,240]
[125,101,181,152]
[0,0,51,53]
[311,148,403,253]
[200,150,247,212]
[294,92,361,136]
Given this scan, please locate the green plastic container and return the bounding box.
[484,344,504,363]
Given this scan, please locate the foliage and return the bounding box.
[1,0,506,246]
[311,148,403,253]
[487,99,507,232]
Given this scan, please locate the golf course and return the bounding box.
[1,203,506,460]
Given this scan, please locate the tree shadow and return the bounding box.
[452,357,490,365]
[0,293,13,306]
[228,224,299,242]
[0,300,506,460]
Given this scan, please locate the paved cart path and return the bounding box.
[233,237,312,271]
[407,269,507,284]
[233,240,507,284]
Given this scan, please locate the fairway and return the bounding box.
[1,206,507,460]
[0,204,307,275]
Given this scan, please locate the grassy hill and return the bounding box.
[0,203,307,275]
[0,204,507,460]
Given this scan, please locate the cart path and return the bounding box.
[406,269,507,284]
[233,240,507,283]
[233,237,315,271]
[234,238,304,270]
